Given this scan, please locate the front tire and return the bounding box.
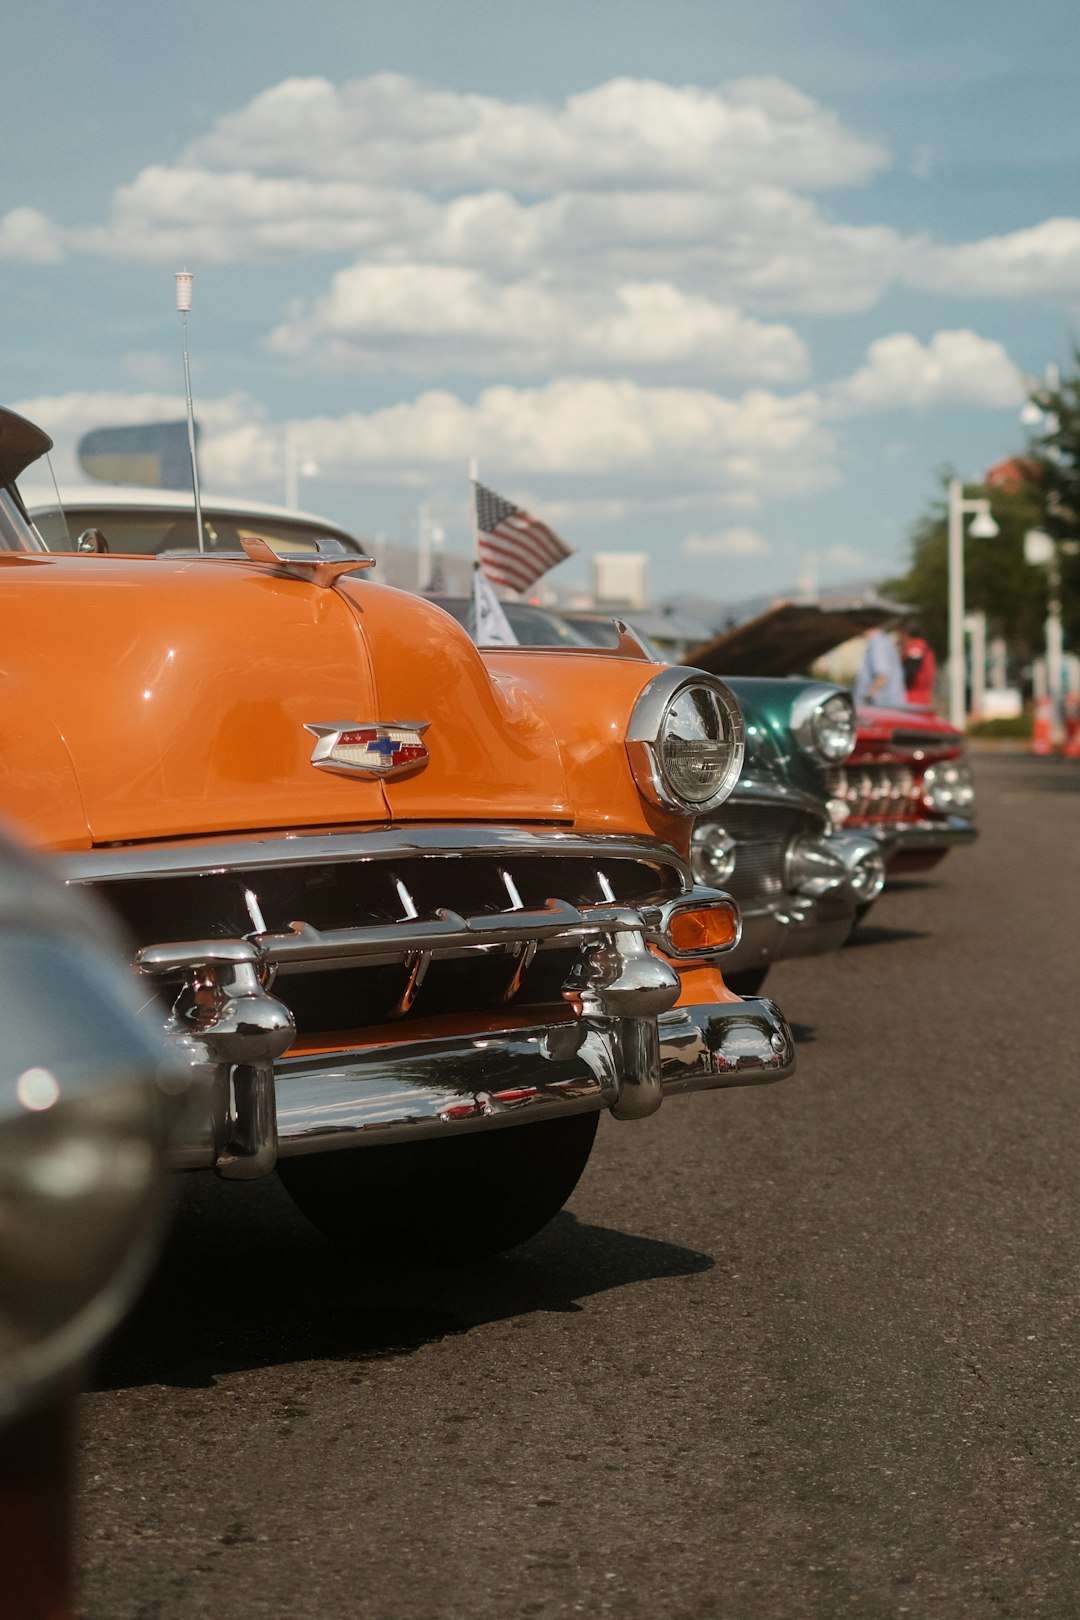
[277,1111,600,1263]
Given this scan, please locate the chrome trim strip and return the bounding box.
[166,997,796,1168]
[135,900,681,979]
[57,825,692,886]
[726,782,831,825]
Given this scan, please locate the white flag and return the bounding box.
[472,566,519,647]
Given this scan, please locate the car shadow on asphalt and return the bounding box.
[844,921,929,949]
[91,1171,714,1393]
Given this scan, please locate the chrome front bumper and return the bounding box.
[724,895,853,973]
[138,879,797,1177]
[166,998,795,1173]
[864,814,977,854]
[720,827,883,974]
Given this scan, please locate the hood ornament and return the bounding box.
[241,534,375,587]
[305,722,430,780]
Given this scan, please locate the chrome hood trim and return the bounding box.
[57,825,693,886]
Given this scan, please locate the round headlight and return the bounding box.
[690,823,737,885]
[791,685,857,762]
[922,760,975,813]
[812,693,857,761]
[627,669,744,814]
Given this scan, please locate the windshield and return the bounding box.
[0,488,46,553]
[431,597,594,648]
[31,506,365,557]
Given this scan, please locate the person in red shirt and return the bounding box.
[901,620,937,707]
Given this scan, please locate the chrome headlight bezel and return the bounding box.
[626,668,745,814]
[791,685,857,763]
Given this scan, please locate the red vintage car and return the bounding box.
[683,600,977,889]
[823,703,975,875]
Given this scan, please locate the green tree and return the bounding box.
[884,472,1048,658]
[887,353,1080,657]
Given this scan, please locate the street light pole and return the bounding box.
[947,477,999,730]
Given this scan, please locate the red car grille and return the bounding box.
[826,764,920,821]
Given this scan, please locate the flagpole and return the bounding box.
[417,501,429,590]
[468,455,480,567]
[175,269,205,554]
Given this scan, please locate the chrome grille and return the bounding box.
[69,831,687,1037]
[707,802,817,908]
[826,764,919,820]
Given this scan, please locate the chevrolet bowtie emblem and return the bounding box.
[305,722,430,780]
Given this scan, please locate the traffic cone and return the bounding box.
[1063,694,1080,758]
[1031,694,1054,755]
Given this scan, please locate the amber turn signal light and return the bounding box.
[667,903,739,954]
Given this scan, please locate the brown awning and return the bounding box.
[682,599,904,677]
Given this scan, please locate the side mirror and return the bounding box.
[75,527,109,554]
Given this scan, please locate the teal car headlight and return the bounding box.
[791,686,857,763]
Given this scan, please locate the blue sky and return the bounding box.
[4,0,1080,605]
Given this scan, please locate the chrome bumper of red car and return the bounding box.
[166,997,796,1176]
[861,814,977,854]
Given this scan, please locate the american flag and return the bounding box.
[474,481,573,593]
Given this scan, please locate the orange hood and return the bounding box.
[0,555,580,849]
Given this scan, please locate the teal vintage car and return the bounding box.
[429,598,885,997]
[693,678,886,994]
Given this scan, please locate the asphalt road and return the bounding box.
[80,755,1080,1619]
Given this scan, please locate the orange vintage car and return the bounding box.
[2,406,795,1261]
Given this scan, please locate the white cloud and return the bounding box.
[188,73,888,193]
[0,207,65,263]
[913,217,1080,300]
[825,543,868,570]
[270,265,808,380]
[194,378,837,507]
[9,71,1080,335]
[75,166,439,264]
[834,329,1024,410]
[909,144,935,180]
[682,527,772,557]
[11,379,836,510]
[73,161,906,315]
[11,390,262,484]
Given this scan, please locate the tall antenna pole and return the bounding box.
[468,454,479,566]
[175,270,205,554]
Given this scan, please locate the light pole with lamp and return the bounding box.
[947,477,999,730]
